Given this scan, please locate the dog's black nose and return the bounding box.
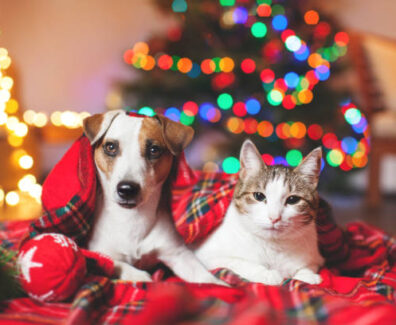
[117,181,140,200]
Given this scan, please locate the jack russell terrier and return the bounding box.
[83,110,225,285]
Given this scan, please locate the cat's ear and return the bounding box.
[294,147,322,187]
[239,139,264,177]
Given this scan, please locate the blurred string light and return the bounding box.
[0,47,43,207]
[124,1,362,173]
[132,100,369,173]
[0,48,94,208]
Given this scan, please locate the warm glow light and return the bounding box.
[61,111,78,128]
[28,184,42,199]
[0,57,11,70]
[5,99,18,114]
[8,134,23,147]
[23,110,36,125]
[14,122,28,137]
[0,76,13,90]
[50,111,62,126]
[0,89,11,103]
[5,191,20,206]
[33,112,48,127]
[18,174,37,192]
[6,116,19,131]
[0,188,4,206]
[0,111,7,125]
[19,155,34,169]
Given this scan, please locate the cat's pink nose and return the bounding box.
[270,216,281,224]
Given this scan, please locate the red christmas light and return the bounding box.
[233,102,247,117]
[260,69,275,83]
[241,59,256,74]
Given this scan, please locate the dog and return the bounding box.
[83,110,225,285]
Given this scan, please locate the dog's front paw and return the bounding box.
[250,268,283,285]
[293,269,322,285]
[115,262,152,282]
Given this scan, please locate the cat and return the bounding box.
[193,139,324,285]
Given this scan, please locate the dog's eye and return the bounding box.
[147,145,162,160]
[103,141,119,156]
[253,192,266,202]
[286,196,301,205]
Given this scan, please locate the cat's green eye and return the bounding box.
[253,192,266,202]
[286,196,301,205]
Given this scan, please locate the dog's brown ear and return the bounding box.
[155,115,194,155]
[83,110,121,144]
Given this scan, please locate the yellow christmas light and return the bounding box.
[8,134,23,147]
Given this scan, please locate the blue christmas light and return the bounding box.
[351,116,368,134]
[172,0,187,13]
[187,63,201,78]
[284,72,299,88]
[165,107,181,121]
[272,15,288,31]
[199,102,216,121]
[233,7,249,24]
[273,156,288,166]
[341,137,358,154]
[245,98,261,115]
[293,44,309,61]
[314,65,330,81]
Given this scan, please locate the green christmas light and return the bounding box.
[222,157,240,174]
[345,108,361,125]
[271,4,285,16]
[138,106,156,116]
[286,149,303,167]
[217,93,233,110]
[219,0,235,6]
[327,149,344,167]
[180,111,195,125]
[267,89,283,106]
[251,22,267,38]
[257,0,272,4]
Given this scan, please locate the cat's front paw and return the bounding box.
[251,268,284,285]
[115,262,153,282]
[293,269,322,285]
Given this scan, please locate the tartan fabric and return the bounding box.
[1,219,396,324]
[171,153,239,243]
[0,136,395,323]
[28,136,97,247]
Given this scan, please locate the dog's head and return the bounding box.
[83,110,194,209]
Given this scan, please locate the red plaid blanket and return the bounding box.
[1,136,396,324]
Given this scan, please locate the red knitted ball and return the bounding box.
[18,233,86,302]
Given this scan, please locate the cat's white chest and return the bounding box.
[194,202,323,280]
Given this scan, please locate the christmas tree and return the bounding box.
[120,0,369,189]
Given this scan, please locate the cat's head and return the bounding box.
[233,139,322,239]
